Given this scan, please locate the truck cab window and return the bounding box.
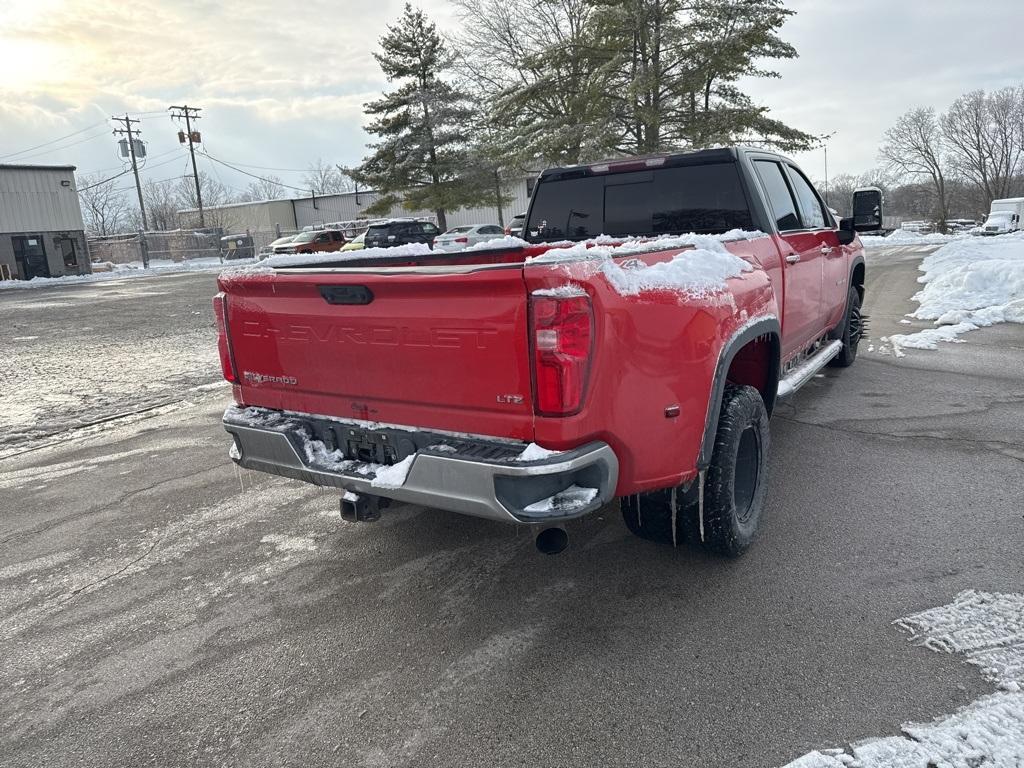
[786,166,828,230]
[754,160,801,231]
[526,163,753,242]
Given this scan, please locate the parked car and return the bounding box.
[433,224,506,251]
[505,213,526,238]
[272,229,346,254]
[340,232,365,252]
[363,219,440,249]
[259,234,297,259]
[216,147,877,558]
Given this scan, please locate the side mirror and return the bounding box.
[852,187,884,232]
[837,217,856,245]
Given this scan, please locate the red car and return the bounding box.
[216,148,878,556]
[272,229,346,254]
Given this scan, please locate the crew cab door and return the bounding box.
[784,164,847,334]
[751,159,824,357]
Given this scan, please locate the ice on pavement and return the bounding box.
[781,589,1024,768]
[882,232,1024,355]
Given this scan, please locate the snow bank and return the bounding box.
[0,257,251,290]
[781,590,1024,768]
[529,230,763,298]
[860,229,968,248]
[882,232,1024,354]
[464,235,529,251]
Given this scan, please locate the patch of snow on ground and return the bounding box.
[0,257,253,290]
[517,442,561,461]
[881,232,1024,354]
[781,589,1024,768]
[860,229,969,248]
[523,485,598,515]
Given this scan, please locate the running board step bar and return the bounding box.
[776,340,843,399]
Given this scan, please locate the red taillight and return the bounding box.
[504,226,511,235]
[454,236,468,243]
[530,294,594,416]
[213,292,237,383]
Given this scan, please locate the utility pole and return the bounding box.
[111,114,148,232]
[169,105,204,227]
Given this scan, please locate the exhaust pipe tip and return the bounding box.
[535,527,569,555]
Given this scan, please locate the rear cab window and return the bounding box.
[753,160,801,232]
[525,162,754,242]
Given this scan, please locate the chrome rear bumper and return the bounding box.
[223,406,618,524]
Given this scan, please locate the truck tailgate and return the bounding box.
[222,265,535,441]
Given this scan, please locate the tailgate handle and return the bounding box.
[319,285,374,305]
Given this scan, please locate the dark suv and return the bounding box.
[363,219,441,249]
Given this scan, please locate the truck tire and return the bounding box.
[828,286,862,368]
[695,384,770,557]
[621,384,768,556]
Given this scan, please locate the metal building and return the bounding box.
[178,175,538,236]
[0,164,90,281]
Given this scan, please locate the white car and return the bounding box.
[433,224,506,251]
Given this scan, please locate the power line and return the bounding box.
[0,119,110,160]
[199,151,311,193]
[76,169,133,191]
[3,128,114,163]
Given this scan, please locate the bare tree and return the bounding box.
[236,175,286,202]
[137,179,181,231]
[78,174,131,235]
[175,172,232,228]
[880,107,950,231]
[941,86,1024,207]
[302,158,352,194]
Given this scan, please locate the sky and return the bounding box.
[1,0,1022,198]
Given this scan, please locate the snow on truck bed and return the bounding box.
[882,232,1024,354]
[231,230,766,299]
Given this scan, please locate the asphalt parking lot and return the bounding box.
[1,250,1022,767]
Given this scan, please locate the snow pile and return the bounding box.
[0,257,252,290]
[860,229,968,248]
[781,590,1024,768]
[882,233,1024,354]
[529,230,763,298]
[369,454,416,489]
[300,435,417,489]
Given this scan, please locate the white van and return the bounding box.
[982,198,1024,235]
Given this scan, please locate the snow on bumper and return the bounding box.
[222,406,618,524]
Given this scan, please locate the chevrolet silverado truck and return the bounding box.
[216,148,882,556]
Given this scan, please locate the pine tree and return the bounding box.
[351,4,488,230]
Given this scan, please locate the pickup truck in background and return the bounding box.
[216,147,882,557]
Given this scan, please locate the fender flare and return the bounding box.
[829,254,866,340]
[697,316,781,470]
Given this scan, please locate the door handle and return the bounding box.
[785,253,800,264]
[820,245,834,255]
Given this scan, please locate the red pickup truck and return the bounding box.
[216,148,881,556]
